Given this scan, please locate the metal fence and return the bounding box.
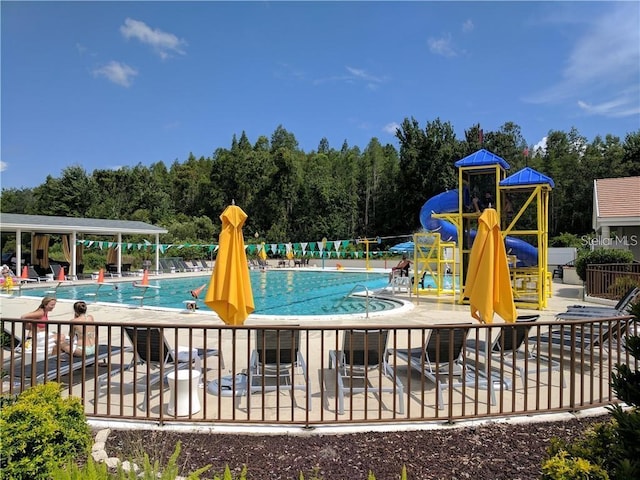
[1,316,636,428]
[586,263,640,299]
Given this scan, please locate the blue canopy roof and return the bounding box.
[454,149,510,170]
[500,167,555,188]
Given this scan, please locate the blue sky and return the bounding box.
[2,1,639,190]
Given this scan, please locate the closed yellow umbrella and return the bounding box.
[204,204,255,325]
[463,208,516,324]
[259,243,267,261]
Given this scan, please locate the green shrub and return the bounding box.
[541,300,640,479]
[574,249,635,281]
[541,450,609,479]
[608,276,640,297]
[0,382,93,480]
[550,233,583,248]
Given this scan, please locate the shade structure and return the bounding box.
[463,208,516,324]
[204,204,255,325]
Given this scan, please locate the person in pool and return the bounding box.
[187,284,207,310]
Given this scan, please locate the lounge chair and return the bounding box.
[27,266,47,282]
[557,287,639,319]
[9,345,120,384]
[198,259,211,271]
[329,329,404,415]
[533,317,632,358]
[176,259,198,272]
[50,263,66,280]
[465,316,564,389]
[4,323,122,385]
[158,258,173,273]
[98,327,224,410]
[387,324,498,409]
[246,329,311,410]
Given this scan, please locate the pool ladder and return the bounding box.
[332,284,371,318]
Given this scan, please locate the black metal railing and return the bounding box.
[1,316,637,428]
[586,263,640,299]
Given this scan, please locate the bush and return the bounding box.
[541,450,609,479]
[574,248,635,281]
[541,300,640,479]
[0,382,93,480]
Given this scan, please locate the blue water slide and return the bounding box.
[418,189,538,267]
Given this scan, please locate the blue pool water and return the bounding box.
[23,270,397,316]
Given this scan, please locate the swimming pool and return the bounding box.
[22,270,400,316]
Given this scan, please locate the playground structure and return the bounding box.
[414,149,554,310]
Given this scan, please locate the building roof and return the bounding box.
[593,176,640,232]
[500,167,555,188]
[0,213,167,235]
[594,177,640,219]
[454,149,511,170]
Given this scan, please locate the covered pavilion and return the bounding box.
[0,213,168,278]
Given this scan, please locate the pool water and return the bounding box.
[23,270,397,316]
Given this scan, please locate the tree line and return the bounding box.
[1,118,639,249]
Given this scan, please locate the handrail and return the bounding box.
[1,315,636,428]
[331,284,371,318]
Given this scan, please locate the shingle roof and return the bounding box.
[594,177,640,218]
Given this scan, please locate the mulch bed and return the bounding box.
[105,414,608,479]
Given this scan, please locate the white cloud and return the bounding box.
[383,122,400,134]
[462,19,474,33]
[526,3,640,118]
[428,35,457,57]
[313,66,386,90]
[0,160,7,172]
[120,18,187,59]
[93,61,138,87]
[577,88,640,117]
[533,136,547,154]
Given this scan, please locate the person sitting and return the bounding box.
[389,255,412,281]
[53,301,96,356]
[20,296,58,355]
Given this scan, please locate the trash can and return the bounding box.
[166,369,201,416]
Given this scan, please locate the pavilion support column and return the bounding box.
[117,233,122,275]
[155,234,160,273]
[71,231,77,279]
[16,229,22,273]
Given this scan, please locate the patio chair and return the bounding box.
[246,329,311,411]
[329,329,404,415]
[465,315,565,389]
[533,317,632,358]
[158,258,172,273]
[98,327,223,410]
[7,343,123,385]
[557,286,639,319]
[388,324,497,409]
[50,263,66,280]
[27,265,47,282]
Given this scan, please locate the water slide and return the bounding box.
[419,189,538,267]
